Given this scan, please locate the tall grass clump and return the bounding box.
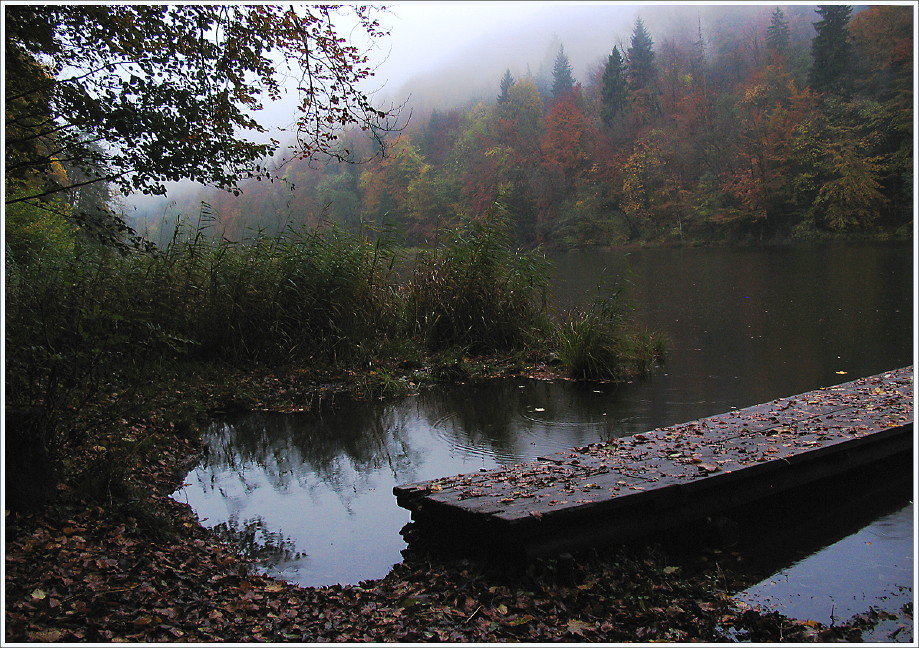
[128,216,401,366]
[556,295,666,381]
[4,211,403,427]
[264,224,400,365]
[405,216,551,353]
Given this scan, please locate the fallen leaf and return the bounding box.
[567,619,594,636]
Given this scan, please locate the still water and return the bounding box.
[172,242,913,593]
[734,502,914,642]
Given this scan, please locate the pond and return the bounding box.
[733,501,914,642]
[171,242,913,594]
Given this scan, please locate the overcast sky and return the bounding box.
[365,1,649,111]
[372,2,588,86]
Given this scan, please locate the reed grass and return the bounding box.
[405,216,551,353]
[5,211,665,447]
[555,296,666,380]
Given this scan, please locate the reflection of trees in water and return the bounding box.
[199,403,422,501]
[196,379,638,502]
[410,380,626,462]
[412,383,521,460]
[210,515,302,567]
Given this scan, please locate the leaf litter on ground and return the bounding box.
[4,363,893,643]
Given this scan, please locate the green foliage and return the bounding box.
[4,219,402,426]
[556,296,666,381]
[4,193,77,267]
[406,216,551,353]
[809,5,854,95]
[551,45,576,98]
[556,298,628,380]
[5,4,399,239]
[498,69,515,104]
[627,18,658,93]
[766,7,791,57]
[601,47,628,129]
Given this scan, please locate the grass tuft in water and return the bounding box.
[555,296,665,381]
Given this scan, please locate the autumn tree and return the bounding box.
[451,104,505,218]
[809,5,853,95]
[358,136,427,232]
[491,79,546,243]
[849,5,914,102]
[811,136,887,230]
[4,4,400,239]
[848,5,913,226]
[720,61,823,237]
[541,88,590,183]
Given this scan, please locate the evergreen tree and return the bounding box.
[600,46,627,129]
[627,18,657,91]
[498,69,515,103]
[551,44,575,98]
[766,7,791,58]
[691,16,708,89]
[809,5,853,94]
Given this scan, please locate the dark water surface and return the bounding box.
[172,243,913,602]
[734,502,914,642]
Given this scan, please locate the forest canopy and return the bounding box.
[166,4,912,248]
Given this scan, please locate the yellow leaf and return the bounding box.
[30,588,46,600]
[496,603,508,615]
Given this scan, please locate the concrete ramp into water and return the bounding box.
[394,368,913,560]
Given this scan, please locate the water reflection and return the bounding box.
[734,503,914,642]
[174,379,649,587]
[173,242,913,588]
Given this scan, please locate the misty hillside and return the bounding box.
[387,3,814,115]
[134,4,911,248]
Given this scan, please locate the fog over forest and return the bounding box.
[129,5,805,212]
[381,3,804,115]
[127,2,867,236]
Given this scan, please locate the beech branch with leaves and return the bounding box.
[4,4,401,220]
